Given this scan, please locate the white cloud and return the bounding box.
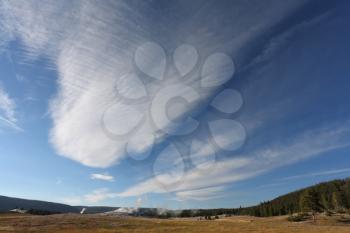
[0,86,15,121]
[0,0,305,168]
[90,173,115,182]
[0,84,22,131]
[118,157,253,197]
[175,186,227,201]
[258,167,350,189]
[281,168,350,181]
[118,122,350,197]
[61,188,118,205]
[61,196,82,206]
[243,10,333,71]
[84,188,117,203]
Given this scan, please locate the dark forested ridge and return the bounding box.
[0,195,79,213]
[0,196,118,214]
[178,178,350,218]
[238,178,350,217]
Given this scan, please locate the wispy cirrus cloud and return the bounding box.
[281,168,350,181]
[90,173,115,182]
[118,122,350,199]
[61,188,117,205]
[84,188,117,203]
[0,84,22,131]
[61,196,83,206]
[175,186,228,201]
[257,167,350,190]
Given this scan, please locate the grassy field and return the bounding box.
[0,213,350,233]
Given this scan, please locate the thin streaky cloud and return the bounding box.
[90,173,115,182]
[281,168,350,181]
[62,188,118,205]
[84,188,117,203]
[61,196,82,206]
[257,167,350,190]
[119,121,350,197]
[0,116,23,132]
[175,186,227,201]
[0,85,22,131]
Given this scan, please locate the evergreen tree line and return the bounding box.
[177,178,350,218]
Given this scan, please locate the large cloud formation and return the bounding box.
[0,0,308,167]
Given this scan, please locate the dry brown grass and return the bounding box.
[0,213,350,233]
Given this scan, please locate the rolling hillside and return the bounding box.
[236,178,350,217]
[0,195,79,213]
[0,196,118,214]
[177,178,350,218]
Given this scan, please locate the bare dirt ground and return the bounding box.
[0,213,350,233]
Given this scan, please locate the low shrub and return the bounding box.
[287,213,309,222]
[325,210,333,216]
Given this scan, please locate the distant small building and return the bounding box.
[10,208,27,214]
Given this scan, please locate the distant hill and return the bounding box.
[0,195,120,214]
[0,195,79,213]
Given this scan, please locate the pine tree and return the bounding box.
[332,191,347,212]
[299,189,323,221]
[320,194,329,211]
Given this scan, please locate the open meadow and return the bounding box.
[0,213,350,233]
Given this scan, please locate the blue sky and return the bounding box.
[1,0,350,209]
